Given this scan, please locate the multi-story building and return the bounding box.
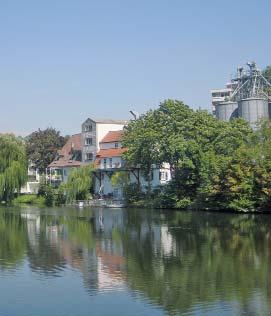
[48,118,127,185]
[211,81,237,114]
[94,130,171,199]
[81,119,127,163]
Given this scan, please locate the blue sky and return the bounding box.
[0,0,270,135]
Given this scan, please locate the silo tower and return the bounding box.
[232,62,271,127]
[214,62,271,128]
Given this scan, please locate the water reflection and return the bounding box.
[0,207,271,315]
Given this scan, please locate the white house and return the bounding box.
[48,118,127,185]
[48,133,83,185]
[81,118,127,163]
[20,164,40,194]
[94,130,171,199]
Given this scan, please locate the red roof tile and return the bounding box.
[49,134,83,169]
[100,130,124,144]
[48,160,83,168]
[59,134,82,157]
[95,148,127,158]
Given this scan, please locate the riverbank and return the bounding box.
[11,193,270,214]
[126,199,271,214]
[12,194,46,206]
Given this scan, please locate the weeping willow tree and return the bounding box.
[65,164,94,202]
[0,134,28,202]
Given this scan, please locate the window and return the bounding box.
[86,153,93,161]
[159,171,168,181]
[103,158,107,169]
[109,158,112,168]
[85,125,92,132]
[115,142,119,148]
[85,138,92,145]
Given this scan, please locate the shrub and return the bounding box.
[13,194,45,206]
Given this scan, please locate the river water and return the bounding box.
[0,206,270,316]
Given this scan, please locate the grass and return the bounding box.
[13,194,46,206]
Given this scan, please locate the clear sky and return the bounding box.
[0,0,270,136]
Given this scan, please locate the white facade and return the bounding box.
[81,119,126,163]
[129,165,171,188]
[100,141,122,150]
[21,165,40,194]
[96,124,124,151]
[49,166,76,184]
[94,135,171,199]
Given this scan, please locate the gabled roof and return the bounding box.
[48,160,83,168]
[100,130,124,143]
[59,134,82,157]
[95,148,127,158]
[49,134,83,169]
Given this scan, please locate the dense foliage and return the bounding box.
[123,99,271,212]
[26,128,68,173]
[0,134,28,202]
[65,165,94,202]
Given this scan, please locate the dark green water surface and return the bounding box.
[0,206,270,315]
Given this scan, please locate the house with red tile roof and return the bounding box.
[94,130,126,198]
[81,118,127,163]
[47,117,171,194]
[48,117,127,185]
[48,133,84,184]
[93,130,171,199]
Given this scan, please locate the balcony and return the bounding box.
[101,162,122,170]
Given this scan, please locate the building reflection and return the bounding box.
[1,208,271,315]
[18,208,176,295]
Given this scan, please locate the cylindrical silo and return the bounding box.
[238,98,269,126]
[215,101,238,121]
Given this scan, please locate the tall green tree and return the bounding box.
[26,128,68,173]
[65,164,94,202]
[0,134,28,202]
[123,99,255,211]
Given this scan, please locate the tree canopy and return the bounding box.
[0,134,28,202]
[26,128,68,173]
[65,164,94,202]
[122,99,271,211]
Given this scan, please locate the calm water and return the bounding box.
[0,206,270,316]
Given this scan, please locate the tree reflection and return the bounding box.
[0,211,27,269]
[123,210,271,315]
[0,207,271,315]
